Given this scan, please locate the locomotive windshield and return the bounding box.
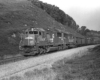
[34,31,38,34]
[29,31,34,34]
[28,31,38,34]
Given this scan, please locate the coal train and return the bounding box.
[19,27,100,56]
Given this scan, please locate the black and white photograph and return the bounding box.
[0,0,100,80]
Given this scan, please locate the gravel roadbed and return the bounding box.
[0,45,97,80]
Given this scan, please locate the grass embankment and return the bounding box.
[52,45,100,80]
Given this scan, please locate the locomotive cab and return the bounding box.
[19,28,44,50]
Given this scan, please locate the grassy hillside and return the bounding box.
[51,45,100,80]
[31,0,78,30]
[0,0,71,56]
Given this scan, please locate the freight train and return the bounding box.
[19,27,100,56]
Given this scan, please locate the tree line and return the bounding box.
[31,0,77,28]
[30,0,100,37]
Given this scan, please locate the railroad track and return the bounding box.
[0,48,76,65]
[0,52,47,65]
[0,45,91,65]
[0,55,28,65]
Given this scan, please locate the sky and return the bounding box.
[40,0,100,31]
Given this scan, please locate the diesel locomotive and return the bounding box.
[19,27,100,56]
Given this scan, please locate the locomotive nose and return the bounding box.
[25,36,35,46]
